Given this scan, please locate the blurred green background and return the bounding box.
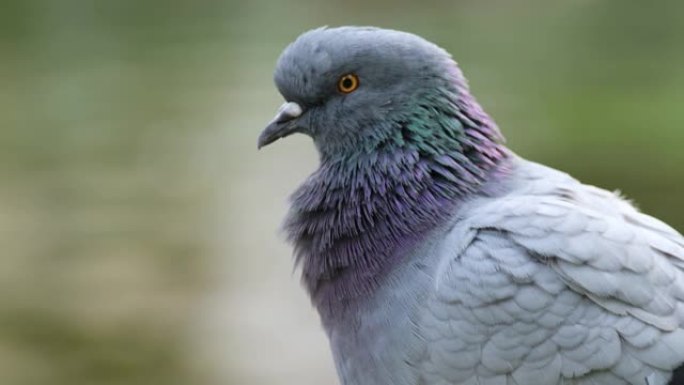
[1,1,683,384]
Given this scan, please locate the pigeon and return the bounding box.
[257,26,684,385]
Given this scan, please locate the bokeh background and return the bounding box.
[2,1,683,384]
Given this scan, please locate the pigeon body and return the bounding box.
[258,26,684,385]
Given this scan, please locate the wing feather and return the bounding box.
[419,161,684,384]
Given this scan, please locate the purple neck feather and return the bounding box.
[284,71,509,317]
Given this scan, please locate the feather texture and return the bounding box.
[312,158,684,385]
[414,159,684,385]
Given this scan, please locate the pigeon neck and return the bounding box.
[285,80,509,316]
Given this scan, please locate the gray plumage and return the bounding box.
[258,26,684,385]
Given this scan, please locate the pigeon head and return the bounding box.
[259,26,510,303]
[258,26,498,160]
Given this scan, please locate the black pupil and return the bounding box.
[342,77,353,89]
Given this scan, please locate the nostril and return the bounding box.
[275,102,303,123]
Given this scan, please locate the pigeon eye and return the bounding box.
[337,74,359,94]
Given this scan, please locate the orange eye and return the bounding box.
[337,73,359,94]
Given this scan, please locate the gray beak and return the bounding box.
[257,102,304,149]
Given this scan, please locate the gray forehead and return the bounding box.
[273,27,451,102]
